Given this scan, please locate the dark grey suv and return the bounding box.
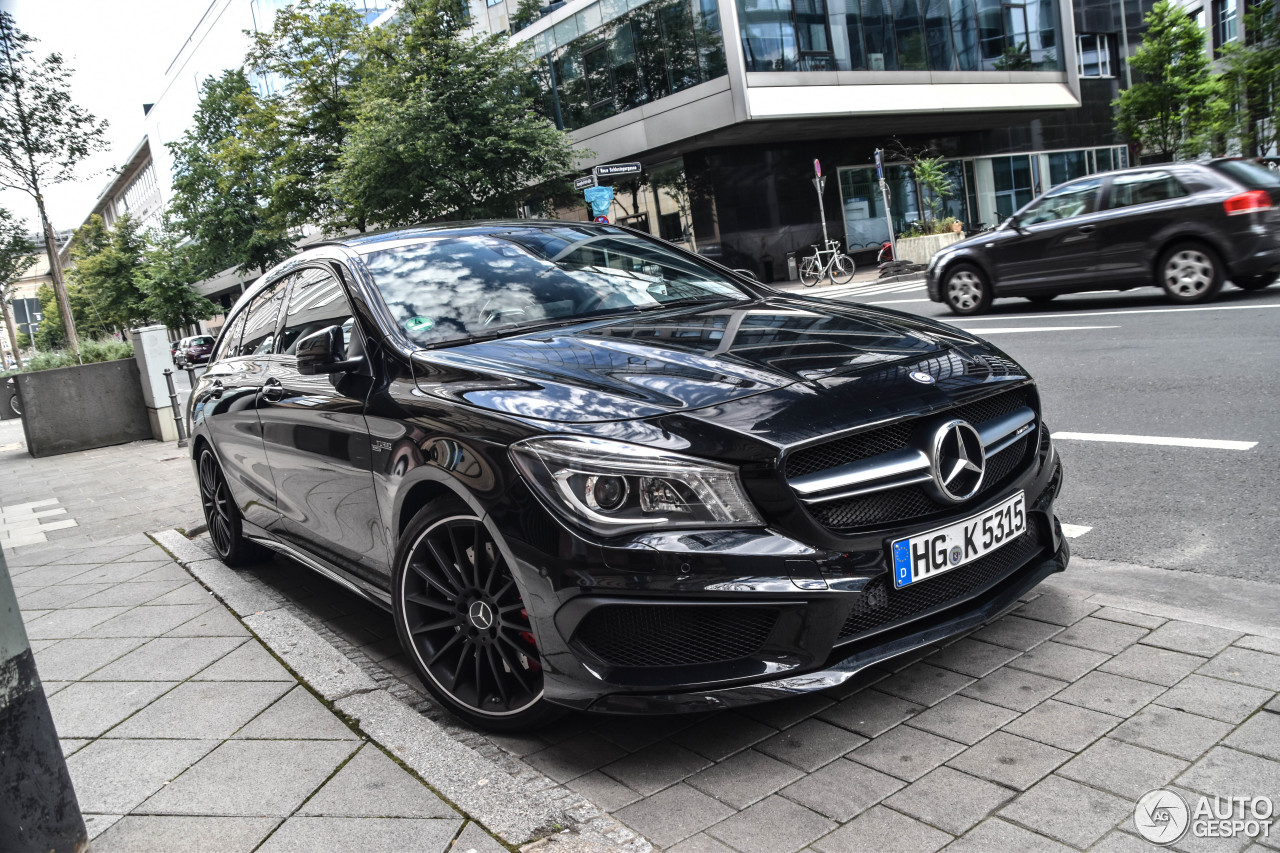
[927,159,1280,315]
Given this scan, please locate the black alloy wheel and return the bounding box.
[393,501,560,731]
[197,447,261,567]
[1233,273,1277,291]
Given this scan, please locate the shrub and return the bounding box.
[11,338,134,373]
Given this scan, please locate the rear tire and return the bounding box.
[1233,273,1277,291]
[393,498,562,732]
[1159,242,1224,304]
[943,264,993,315]
[799,256,821,287]
[197,447,265,567]
[830,254,856,284]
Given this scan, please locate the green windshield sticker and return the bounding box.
[405,316,435,332]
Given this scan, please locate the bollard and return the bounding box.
[0,549,89,852]
[163,368,188,448]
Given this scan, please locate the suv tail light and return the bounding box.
[1224,190,1274,216]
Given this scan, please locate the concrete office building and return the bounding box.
[513,0,1152,278]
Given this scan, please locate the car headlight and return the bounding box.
[510,436,763,537]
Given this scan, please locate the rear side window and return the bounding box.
[238,276,291,356]
[1210,159,1280,190]
[277,267,356,356]
[1107,172,1188,209]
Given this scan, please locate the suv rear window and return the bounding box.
[1209,159,1280,191]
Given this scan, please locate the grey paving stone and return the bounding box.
[885,766,1015,834]
[165,605,250,637]
[69,580,188,609]
[1111,705,1234,761]
[592,714,701,751]
[739,693,835,730]
[1089,829,1166,853]
[959,666,1067,712]
[142,581,215,607]
[1155,675,1274,723]
[1002,699,1122,751]
[130,563,208,584]
[874,663,975,709]
[938,818,1076,853]
[616,783,735,849]
[667,834,739,853]
[23,605,132,639]
[46,680,178,738]
[90,815,279,853]
[780,758,905,822]
[109,680,292,739]
[1235,636,1280,655]
[86,636,245,681]
[999,774,1131,849]
[138,739,359,816]
[925,638,1022,678]
[66,738,219,814]
[8,563,98,587]
[59,738,89,756]
[1197,647,1280,691]
[1015,592,1099,626]
[971,615,1063,651]
[1054,671,1166,717]
[32,637,146,680]
[1178,746,1280,800]
[1142,621,1244,657]
[905,694,1019,745]
[1054,617,1149,654]
[1101,644,1210,688]
[1058,737,1189,799]
[686,748,804,809]
[82,814,124,842]
[525,732,629,783]
[453,821,507,853]
[673,712,777,761]
[812,804,951,853]
[1090,607,1167,630]
[78,603,216,638]
[946,732,1070,790]
[564,770,642,813]
[255,816,462,853]
[17,582,114,609]
[1008,641,1110,682]
[300,744,456,818]
[1223,708,1280,760]
[599,740,711,797]
[757,718,868,772]
[234,685,359,741]
[818,689,924,738]
[67,561,173,585]
[707,795,835,853]
[192,640,298,681]
[848,725,965,782]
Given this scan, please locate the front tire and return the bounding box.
[197,447,263,567]
[1159,243,1223,304]
[1233,273,1277,291]
[830,254,856,284]
[393,499,561,732]
[944,264,993,315]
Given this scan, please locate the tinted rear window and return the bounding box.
[1210,160,1280,190]
[190,337,214,345]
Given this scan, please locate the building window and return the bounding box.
[1215,0,1237,48]
[1076,33,1110,76]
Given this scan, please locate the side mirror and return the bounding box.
[733,268,759,281]
[1006,215,1026,233]
[296,324,362,375]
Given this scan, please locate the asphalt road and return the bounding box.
[823,280,1280,584]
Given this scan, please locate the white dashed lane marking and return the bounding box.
[1060,524,1093,539]
[1051,432,1257,451]
[956,325,1119,335]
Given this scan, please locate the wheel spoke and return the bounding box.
[447,524,473,585]
[426,630,463,667]
[448,638,472,690]
[485,647,510,705]
[405,592,453,611]
[425,539,467,592]
[473,524,486,590]
[411,616,460,635]
[494,636,534,693]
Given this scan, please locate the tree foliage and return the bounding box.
[32,283,62,350]
[1219,0,1280,157]
[0,11,108,352]
[0,206,33,368]
[68,214,148,336]
[1114,0,1226,161]
[136,220,217,332]
[332,0,577,226]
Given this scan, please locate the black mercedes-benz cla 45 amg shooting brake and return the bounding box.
[188,222,1068,731]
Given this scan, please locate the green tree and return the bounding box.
[136,220,217,333]
[168,69,293,277]
[67,214,148,336]
[32,283,63,350]
[0,12,109,353]
[511,0,545,32]
[0,207,34,367]
[1114,0,1226,161]
[1219,0,1280,157]
[333,0,577,226]
[246,0,370,232]
[912,157,955,231]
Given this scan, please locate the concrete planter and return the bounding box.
[895,231,964,265]
[14,359,152,458]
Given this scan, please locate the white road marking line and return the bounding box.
[957,325,1118,334]
[1060,524,1093,538]
[1051,432,1258,450]
[958,303,1280,322]
[865,298,933,305]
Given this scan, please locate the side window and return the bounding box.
[1107,171,1188,209]
[277,267,356,358]
[211,312,247,362]
[1020,179,1103,225]
[238,276,291,356]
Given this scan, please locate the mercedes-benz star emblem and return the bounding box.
[909,370,936,385]
[928,419,985,502]
[468,601,494,631]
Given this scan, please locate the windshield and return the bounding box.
[359,226,750,347]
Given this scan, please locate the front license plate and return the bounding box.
[890,492,1026,589]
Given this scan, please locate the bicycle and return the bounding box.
[799,239,856,286]
[6,377,19,416]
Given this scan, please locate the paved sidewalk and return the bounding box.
[1,419,507,853]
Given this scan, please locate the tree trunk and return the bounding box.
[34,194,79,356]
[1,288,21,369]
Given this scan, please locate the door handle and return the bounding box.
[209,380,224,399]
[260,377,284,403]
[1077,224,1096,234]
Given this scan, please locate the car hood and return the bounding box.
[410,296,996,425]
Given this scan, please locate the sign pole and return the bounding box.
[813,159,829,246]
[876,149,897,261]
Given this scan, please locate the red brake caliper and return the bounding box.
[518,607,541,672]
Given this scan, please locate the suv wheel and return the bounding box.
[1233,273,1277,291]
[197,447,263,567]
[1159,243,1223,304]
[944,264,993,315]
[393,499,562,732]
